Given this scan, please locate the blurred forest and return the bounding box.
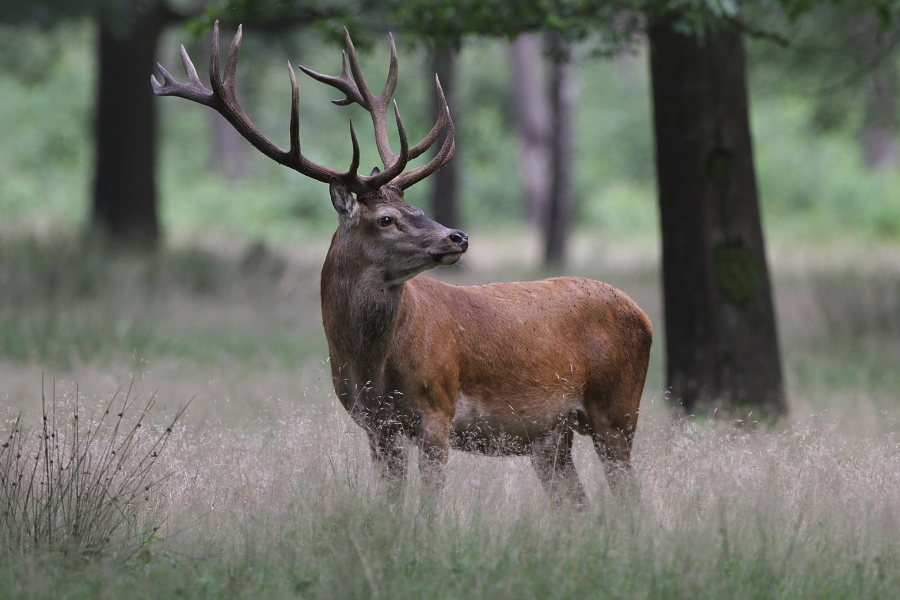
[1,5,899,245]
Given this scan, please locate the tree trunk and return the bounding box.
[544,33,577,267]
[210,111,249,181]
[861,64,899,169]
[91,8,168,245]
[510,33,552,226]
[648,16,787,418]
[854,15,900,170]
[430,40,461,229]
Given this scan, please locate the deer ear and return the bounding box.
[329,178,358,223]
[370,166,381,176]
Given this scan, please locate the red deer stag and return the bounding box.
[152,22,653,504]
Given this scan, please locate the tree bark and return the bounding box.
[648,16,787,418]
[854,15,900,170]
[544,33,577,267]
[210,111,249,182]
[430,39,461,229]
[91,8,168,245]
[510,33,552,226]
[861,65,899,169]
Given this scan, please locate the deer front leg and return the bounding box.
[416,412,451,489]
[368,427,406,482]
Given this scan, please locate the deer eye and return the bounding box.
[378,216,393,227]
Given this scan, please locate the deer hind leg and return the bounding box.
[583,383,641,501]
[586,407,639,501]
[592,429,637,501]
[530,411,586,508]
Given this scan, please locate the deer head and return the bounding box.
[329,179,467,286]
[151,21,466,285]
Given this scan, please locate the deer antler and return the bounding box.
[392,75,456,190]
[152,22,453,194]
[152,21,368,192]
[297,28,455,191]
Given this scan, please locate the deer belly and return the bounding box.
[450,392,575,455]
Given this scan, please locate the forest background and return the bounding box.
[1,1,900,597]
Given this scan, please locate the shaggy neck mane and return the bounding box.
[321,233,406,379]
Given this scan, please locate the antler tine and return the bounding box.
[393,102,455,191]
[342,27,376,109]
[180,44,203,87]
[223,24,242,99]
[339,27,402,169]
[297,51,366,108]
[202,21,290,164]
[151,45,215,106]
[380,34,399,109]
[291,58,363,188]
[365,100,409,188]
[347,118,361,180]
[209,21,223,101]
[408,74,450,161]
[288,61,302,161]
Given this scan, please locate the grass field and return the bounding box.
[2,17,900,597]
[1,229,899,598]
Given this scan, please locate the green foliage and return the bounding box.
[391,0,645,52]
[3,15,900,243]
[775,0,900,23]
[0,23,92,226]
[750,88,900,239]
[0,0,183,33]
[187,0,369,39]
[0,234,325,368]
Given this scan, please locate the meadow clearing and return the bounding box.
[3,20,900,598]
[1,230,899,599]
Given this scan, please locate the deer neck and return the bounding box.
[320,235,407,383]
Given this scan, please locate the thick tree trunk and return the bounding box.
[648,17,787,418]
[544,33,577,267]
[430,40,461,229]
[510,33,552,225]
[92,9,167,245]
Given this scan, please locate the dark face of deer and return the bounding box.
[330,179,468,286]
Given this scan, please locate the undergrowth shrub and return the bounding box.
[0,235,313,368]
[0,381,187,559]
[813,270,900,342]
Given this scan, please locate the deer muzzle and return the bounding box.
[431,230,468,265]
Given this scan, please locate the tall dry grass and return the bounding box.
[58,389,889,599]
[0,235,897,597]
[0,380,186,561]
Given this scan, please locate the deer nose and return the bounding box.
[449,231,468,251]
